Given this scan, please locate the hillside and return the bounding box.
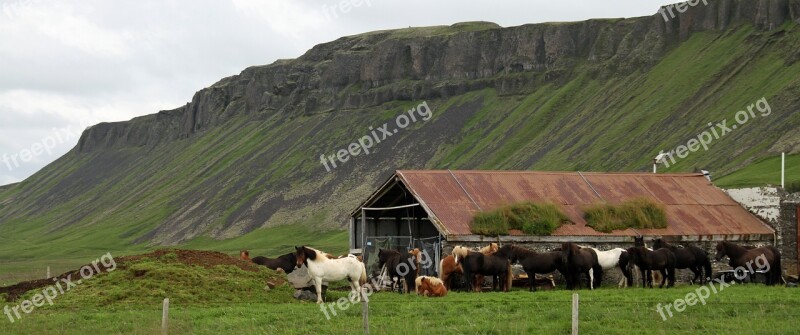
[1,0,800,261]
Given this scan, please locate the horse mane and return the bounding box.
[423,276,444,286]
[479,243,499,255]
[452,246,470,259]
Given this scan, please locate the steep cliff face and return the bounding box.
[2,0,800,250]
[77,0,800,153]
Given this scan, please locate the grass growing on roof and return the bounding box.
[470,202,570,236]
[584,198,667,233]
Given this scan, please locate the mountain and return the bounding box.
[1,0,800,257]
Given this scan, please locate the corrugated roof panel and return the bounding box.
[392,170,773,237]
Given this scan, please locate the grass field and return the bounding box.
[3,285,798,334]
[715,154,800,189]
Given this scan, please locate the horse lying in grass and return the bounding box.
[295,246,366,303]
[378,249,419,293]
[653,238,712,285]
[497,245,564,292]
[453,245,511,292]
[415,276,447,297]
[626,246,675,288]
[715,241,782,285]
[240,250,297,274]
[561,242,600,290]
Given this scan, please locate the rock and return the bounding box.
[293,290,317,301]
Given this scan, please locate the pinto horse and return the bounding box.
[498,245,564,291]
[626,246,675,288]
[589,247,632,288]
[653,238,712,285]
[377,249,419,293]
[415,276,448,297]
[715,241,782,285]
[438,255,463,290]
[240,250,297,274]
[295,246,367,303]
[561,242,600,290]
[453,246,511,292]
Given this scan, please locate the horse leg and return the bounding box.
[659,269,667,288]
[313,278,324,304]
[529,275,536,292]
[690,267,701,285]
[588,268,594,290]
[639,268,647,288]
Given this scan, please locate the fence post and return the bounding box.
[571,293,579,335]
[46,266,50,279]
[162,298,170,335]
[362,289,369,335]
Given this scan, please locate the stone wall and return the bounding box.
[778,200,799,275]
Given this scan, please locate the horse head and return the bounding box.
[452,246,469,264]
[239,250,250,261]
[714,241,728,261]
[634,235,645,247]
[497,245,515,261]
[652,238,664,250]
[295,246,315,268]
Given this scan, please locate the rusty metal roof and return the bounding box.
[392,170,775,237]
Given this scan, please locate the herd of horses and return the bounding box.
[238,237,782,303]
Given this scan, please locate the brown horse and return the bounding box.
[626,246,675,288]
[415,276,448,297]
[715,241,782,285]
[561,242,601,290]
[438,255,463,290]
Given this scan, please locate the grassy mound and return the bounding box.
[2,249,293,307]
[583,198,667,233]
[471,202,570,236]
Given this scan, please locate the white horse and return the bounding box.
[295,246,367,304]
[590,247,632,288]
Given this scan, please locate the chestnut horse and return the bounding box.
[240,250,297,274]
[415,276,447,297]
[295,246,366,303]
[438,255,463,290]
[715,241,782,285]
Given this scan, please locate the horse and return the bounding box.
[377,249,418,293]
[653,238,712,285]
[438,255,464,290]
[715,241,782,285]
[626,246,675,288]
[415,276,448,297]
[240,250,297,274]
[295,246,367,303]
[589,247,632,288]
[497,245,564,291]
[453,246,511,292]
[560,242,600,290]
[628,236,662,287]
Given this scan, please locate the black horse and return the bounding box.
[377,249,418,293]
[560,242,601,290]
[498,245,564,291]
[652,238,712,284]
[456,249,511,292]
[241,250,297,274]
[626,246,675,288]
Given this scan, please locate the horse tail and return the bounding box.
[359,262,368,286]
[702,257,712,283]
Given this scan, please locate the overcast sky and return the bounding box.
[0,0,678,186]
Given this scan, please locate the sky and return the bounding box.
[0,0,678,186]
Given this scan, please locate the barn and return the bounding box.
[349,170,777,277]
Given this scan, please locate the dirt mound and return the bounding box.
[0,249,264,302]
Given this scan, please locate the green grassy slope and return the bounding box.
[714,154,800,188]
[1,22,800,272]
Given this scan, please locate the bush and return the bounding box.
[470,202,570,236]
[584,198,667,233]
